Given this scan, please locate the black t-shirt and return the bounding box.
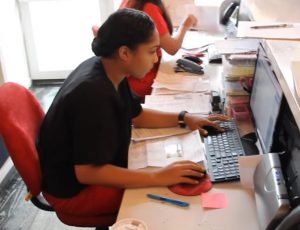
[37,56,142,198]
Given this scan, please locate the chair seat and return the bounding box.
[0,82,121,228]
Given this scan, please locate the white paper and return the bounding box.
[181,31,223,50]
[214,38,259,54]
[237,22,300,40]
[127,141,148,169]
[128,130,205,169]
[152,88,191,95]
[291,61,300,98]
[238,155,263,189]
[144,93,211,114]
[152,72,211,92]
[131,127,190,142]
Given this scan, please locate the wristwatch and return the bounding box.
[178,111,188,128]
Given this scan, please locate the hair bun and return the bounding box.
[91,37,101,56]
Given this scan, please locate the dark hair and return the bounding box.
[92,8,155,57]
[130,0,173,35]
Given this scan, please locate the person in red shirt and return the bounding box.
[93,0,197,99]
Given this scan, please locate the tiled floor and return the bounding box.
[30,84,60,111]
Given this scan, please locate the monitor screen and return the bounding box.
[250,45,283,154]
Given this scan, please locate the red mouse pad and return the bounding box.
[168,175,212,196]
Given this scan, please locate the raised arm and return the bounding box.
[160,14,197,55]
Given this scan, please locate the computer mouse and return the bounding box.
[202,125,222,136]
[184,169,207,181]
[168,174,212,196]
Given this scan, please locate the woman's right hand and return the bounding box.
[182,14,198,29]
[151,160,206,186]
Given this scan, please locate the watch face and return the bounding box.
[178,111,188,128]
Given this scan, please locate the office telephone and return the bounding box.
[220,1,239,25]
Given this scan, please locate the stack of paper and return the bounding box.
[143,93,211,114]
[181,31,223,50]
[214,38,259,55]
[128,130,205,169]
[152,72,211,93]
[131,127,190,142]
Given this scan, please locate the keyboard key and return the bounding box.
[204,120,245,183]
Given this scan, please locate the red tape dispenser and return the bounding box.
[168,174,212,196]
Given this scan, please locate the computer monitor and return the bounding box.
[250,44,283,154]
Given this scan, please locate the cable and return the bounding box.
[276,205,300,230]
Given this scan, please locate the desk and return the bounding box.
[117,183,258,230]
[117,32,259,229]
[240,0,300,22]
[155,43,254,137]
[262,40,300,130]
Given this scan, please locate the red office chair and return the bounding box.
[0,82,119,230]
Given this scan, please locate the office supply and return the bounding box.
[146,194,190,207]
[169,0,228,32]
[182,52,205,57]
[214,38,259,55]
[254,153,290,230]
[230,104,250,120]
[176,58,204,75]
[152,72,211,93]
[223,54,256,80]
[204,120,245,182]
[131,127,190,142]
[144,93,211,114]
[201,192,228,209]
[220,1,239,26]
[211,91,222,113]
[128,130,205,169]
[181,31,222,50]
[250,23,292,29]
[237,21,300,40]
[168,174,212,196]
[182,55,203,64]
[291,61,300,99]
[207,45,222,64]
[111,218,148,230]
[226,95,251,120]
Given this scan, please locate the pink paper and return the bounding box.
[201,192,228,209]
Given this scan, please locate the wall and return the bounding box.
[240,0,300,22]
[0,57,4,84]
[0,0,31,87]
[0,0,31,183]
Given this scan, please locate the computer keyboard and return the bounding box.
[203,120,245,182]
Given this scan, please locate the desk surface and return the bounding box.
[241,0,300,22]
[117,183,259,230]
[117,31,259,229]
[263,40,300,130]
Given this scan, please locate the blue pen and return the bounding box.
[147,194,189,207]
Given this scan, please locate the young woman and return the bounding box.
[37,8,228,228]
[93,0,197,98]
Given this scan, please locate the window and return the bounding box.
[18,0,120,80]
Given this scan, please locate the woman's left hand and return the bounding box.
[184,113,231,136]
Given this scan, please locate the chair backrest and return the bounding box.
[0,82,45,196]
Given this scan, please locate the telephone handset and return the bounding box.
[220,2,239,25]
